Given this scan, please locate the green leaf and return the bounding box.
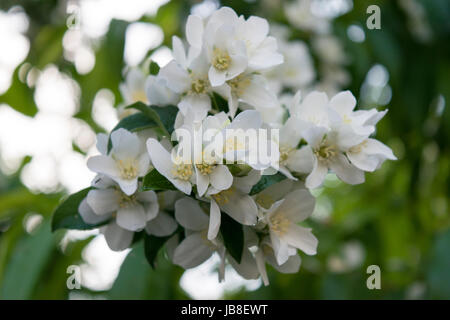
[51,188,106,231]
[149,61,160,75]
[221,213,244,264]
[144,232,173,268]
[0,221,54,299]
[127,102,178,138]
[211,92,229,113]
[107,111,158,152]
[249,172,286,195]
[142,169,177,191]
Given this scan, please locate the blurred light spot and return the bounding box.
[34,65,81,116]
[347,24,365,43]
[405,282,426,299]
[21,155,59,193]
[23,213,44,234]
[312,195,332,222]
[180,254,261,299]
[367,64,389,87]
[92,89,118,131]
[311,0,353,19]
[422,142,439,163]
[0,6,30,94]
[149,46,173,67]
[125,22,163,66]
[191,0,219,17]
[80,234,130,291]
[79,0,169,38]
[434,94,445,117]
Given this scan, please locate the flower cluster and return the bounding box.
[55,7,396,285]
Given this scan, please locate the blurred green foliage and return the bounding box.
[0,0,449,299]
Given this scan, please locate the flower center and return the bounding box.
[131,90,147,103]
[256,194,274,209]
[115,189,137,208]
[270,213,291,236]
[171,163,193,181]
[212,187,235,205]
[349,140,368,154]
[228,74,252,96]
[116,159,138,180]
[212,48,231,71]
[314,143,336,162]
[279,145,294,164]
[190,77,208,94]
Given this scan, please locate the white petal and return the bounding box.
[115,178,138,196]
[87,155,120,178]
[305,158,328,189]
[209,66,227,86]
[255,249,269,286]
[286,146,314,173]
[228,247,259,280]
[102,222,134,251]
[159,60,190,93]
[145,211,178,237]
[111,128,141,159]
[96,133,108,155]
[277,189,315,223]
[174,197,209,231]
[172,36,187,68]
[329,90,356,116]
[270,253,301,274]
[86,189,119,215]
[116,203,147,231]
[302,125,327,148]
[173,233,214,268]
[210,165,233,191]
[186,15,203,48]
[207,200,221,240]
[284,224,318,255]
[196,169,209,197]
[79,198,111,225]
[270,232,291,265]
[227,110,262,131]
[240,76,278,109]
[220,193,257,225]
[330,154,365,185]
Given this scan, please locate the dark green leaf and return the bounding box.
[211,92,229,113]
[51,188,106,231]
[144,232,172,268]
[249,172,286,196]
[127,102,178,137]
[107,111,158,152]
[221,213,244,264]
[149,61,160,75]
[142,169,177,191]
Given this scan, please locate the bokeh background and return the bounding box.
[0,0,449,300]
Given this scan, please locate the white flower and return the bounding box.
[265,40,315,94]
[300,124,366,188]
[205,170,260,240]
[145,74,180,106]
[145,191,179,237]
[159,38,212,120]
[78,175,159,251]
[254,237,301,286]
[284,0,331,34]
[119,68,148,104]
[146,138,195,195]
[346,138,397,172]
[173,197,225,269]
[327,90,387,136]
[87,129,150,195]
[261,189,317,265]
[214,73,278,118]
